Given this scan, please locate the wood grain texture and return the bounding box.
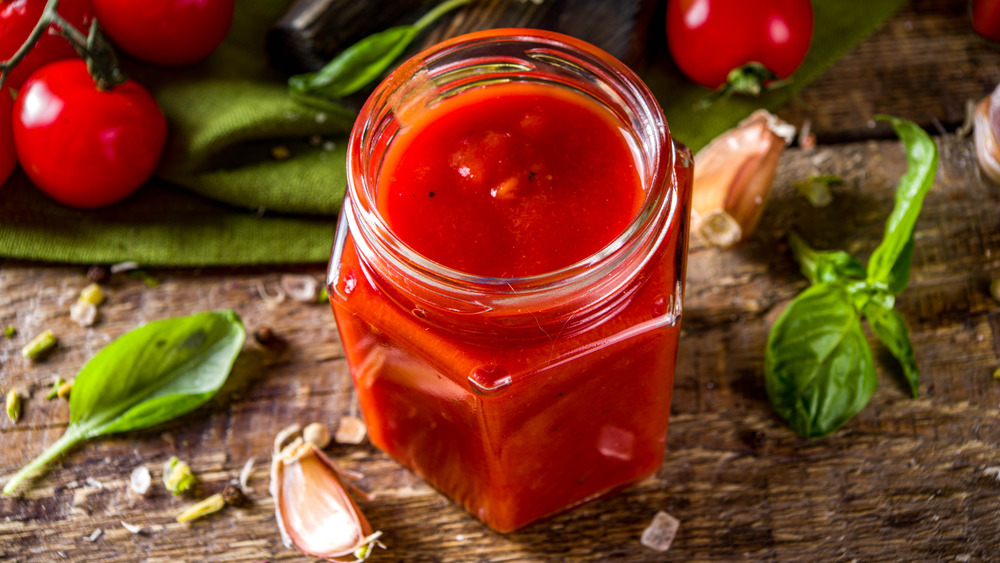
[2,132,998,562]
[775,0,1000,141]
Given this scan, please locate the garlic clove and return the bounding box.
[271,440,381,562]
[974,85,1000,185]
[692,109,795,248]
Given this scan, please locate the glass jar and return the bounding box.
[327,28,692,533]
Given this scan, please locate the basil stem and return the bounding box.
[765,117,937,438]
[288,0,470,103]
[3,310,245,495]
[789,231,866,286]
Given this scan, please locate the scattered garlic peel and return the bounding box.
[239,457,256,493]
[974,87,1000,185]
[257,280,287,305]
[281,274,319,303]
[692,109,794,248]
[274,423,302,456]
[270,440,381,561]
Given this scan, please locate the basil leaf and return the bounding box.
[765,283,878,439]
[886,236,915,295]
[289,26,419,101]
[866,116,938,289]
[863,300,919,398]
[789,231,866,286]
[288,0,469,102]
[2,310,245,495]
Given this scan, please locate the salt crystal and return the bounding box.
[640,510,680,552]
[130,466,151,495]
[121,521,143,534]
[70,300,98,327]
[280,274,318,303]
[85,477,103,489]
[335,416,368,445]
[83,528,103,542]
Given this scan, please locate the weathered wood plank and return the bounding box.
[2,131,998,561]
[776,0,1000,141]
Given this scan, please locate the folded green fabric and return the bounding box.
[0,0,907,266]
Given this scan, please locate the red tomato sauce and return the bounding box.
[330,77,691,532]
[377,82,644,277]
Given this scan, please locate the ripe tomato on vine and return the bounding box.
[667,0,814,94]
[0,87,16,186]
[13,59,166,207]
[92,0,234,66]
[0,0,93,89]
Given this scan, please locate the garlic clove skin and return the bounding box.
[271,440,379,562]
[692,110,795,248]
[974,85,1000,185]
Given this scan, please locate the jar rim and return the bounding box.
[340,27,676,308]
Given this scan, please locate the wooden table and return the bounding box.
[3,1,1000,560]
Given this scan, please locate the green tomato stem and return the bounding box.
[0,0,61,88]
[0,0,125,91]
[2,426,85,495]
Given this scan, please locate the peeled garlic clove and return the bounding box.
[974,84,1000,185]
[271,440,381,561]
[692,109,795,248]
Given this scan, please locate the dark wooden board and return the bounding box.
[776,0,1000,141]
[4,2,1000,561]
[3,131,999,561]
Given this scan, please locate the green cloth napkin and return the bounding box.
[0,0,907,266]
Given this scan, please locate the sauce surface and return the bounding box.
[377,82,644,278]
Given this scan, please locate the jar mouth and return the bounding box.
[342,28,675,308]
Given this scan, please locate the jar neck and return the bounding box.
[338,29,678,337]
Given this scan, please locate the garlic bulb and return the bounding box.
[974,84,1000,185]
[270,438,382,562]
[692,110,795,248]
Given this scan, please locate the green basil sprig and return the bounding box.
[765,116,937,439]
[288,0,469,104]
[3,310,245,495]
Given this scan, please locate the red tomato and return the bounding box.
[0,87,15,185]
[13,60,166,208]
[667,0,814,89]
[92,0,234,66]
[0,0,93,89]
[972,0,1000,43]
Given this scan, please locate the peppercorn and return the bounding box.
[87,265,110,284]
[222,484,248,507]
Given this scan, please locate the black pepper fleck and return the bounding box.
[87,265,110,283]
[222,484,249,507]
